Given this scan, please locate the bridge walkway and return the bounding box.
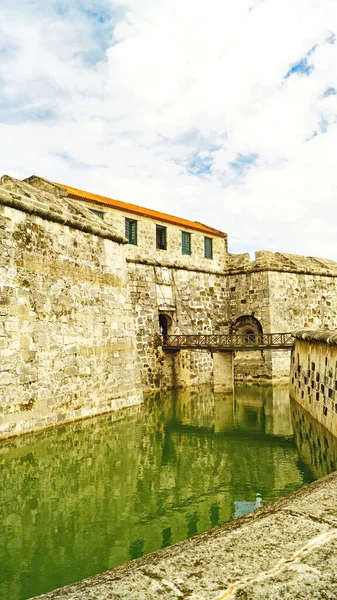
[160,332,294,352]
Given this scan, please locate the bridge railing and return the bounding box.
[159,332,294,350]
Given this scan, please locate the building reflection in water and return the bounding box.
[291,398,337,480]
[0,383,334,600]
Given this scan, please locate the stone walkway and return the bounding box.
[32,472,337,599]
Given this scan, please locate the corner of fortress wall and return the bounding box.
[290,329,337,438]
[227,251,337,381]
[0,176,142,440]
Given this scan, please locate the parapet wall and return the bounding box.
[228,251,337,276]
[228,253,337,333]
[0,178,142,440]
[290,330,337,437]
[227,253,337,381]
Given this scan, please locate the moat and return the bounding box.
[1,384,337,600]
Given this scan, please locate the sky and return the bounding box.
[1,0,337,259]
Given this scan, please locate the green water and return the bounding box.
[1,384,337,600]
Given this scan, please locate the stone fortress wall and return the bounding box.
[46,179,337,388]
[227,252,337,381]
[290,330,337,438]
[127,262,227,389]
[3,175,337,438]
[27,176,229,392]
[0,177,142,439]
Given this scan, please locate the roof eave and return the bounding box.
[66,191,227,239]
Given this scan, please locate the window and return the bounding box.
[204,236,213,259]
[90,208,104,219]
[125,218,137,245]
[156,225,167,250]
[182,231,191,255]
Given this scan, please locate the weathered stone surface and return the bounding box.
[0,175,126,244]
[25,175,337,386]
[227,256,337,381]
[228,251,337,276]
[30,472,337,600]
[290,330,337,437]
[5,174,337,437]
[294,328,337,345]
[26,176,229,391]
[126,262,228,390]
[0,179,142,440]
[67,193,228,274]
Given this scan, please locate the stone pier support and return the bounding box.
[170,349,215,388]
[213,351,234,393]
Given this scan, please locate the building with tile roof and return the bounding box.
[55,182,227,239]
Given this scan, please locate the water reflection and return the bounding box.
[291,398,337,479]
[0,384,335,600]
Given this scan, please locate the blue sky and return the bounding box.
[1,0,337,258]
[285,58,314,79]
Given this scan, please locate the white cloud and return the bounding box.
[1,0,337,258]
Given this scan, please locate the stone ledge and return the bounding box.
[30,471,337,599]
[0,175,126,244]
[126,256,226,275]
[293,329,337,345]
[228,251,337,277]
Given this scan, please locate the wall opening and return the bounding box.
[230,315,263,342]
[159,313,172,338]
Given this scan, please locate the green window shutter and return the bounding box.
[131,221,137,245]
[182,231,191,255]
[125,218,137,245]
[161,227,166,249]
[156,225,167,250]
[204,237,213,259]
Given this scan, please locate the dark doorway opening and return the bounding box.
[159,314,169,337]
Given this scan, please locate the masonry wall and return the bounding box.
[290,331,337,438]
[269,272,337,380]
[226,269,275,380]
[227,252,337,381]
[144,257,337,386]
[0,203,142,440]
[269,272,337,331]
[127,262,228,390]
[226,270,271,331]
[82,199,227,273]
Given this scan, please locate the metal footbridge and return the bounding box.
[160,332,294,352]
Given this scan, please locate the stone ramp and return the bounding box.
[31,472,337,599]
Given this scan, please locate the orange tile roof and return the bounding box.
[56,183,227,238]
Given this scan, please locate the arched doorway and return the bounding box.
[230,315,263,336]
[230,315,263,343]
[230,315,267,381]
